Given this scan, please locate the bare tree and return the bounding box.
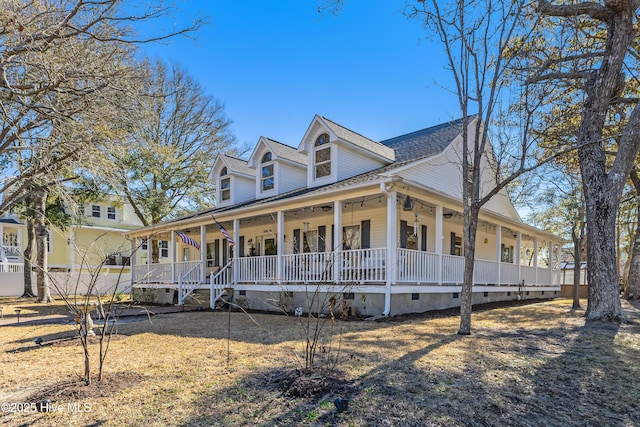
[528,0,640,321]
[0,0,202,215]
[111,61,235,226]
[410,0,554,335]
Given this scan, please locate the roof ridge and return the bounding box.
[221,153,249,162]
[320,116,380,144]
[381,115,473,145]
[263,137,297,150]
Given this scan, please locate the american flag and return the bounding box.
[214,219,236,246]
[176,231,200,250]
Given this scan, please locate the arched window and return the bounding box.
[220,167,230,201]
[314,133,331,178]
[261,151,274,191]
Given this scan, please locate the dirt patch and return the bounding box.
[270,368,356,398]
[27,372,145,403]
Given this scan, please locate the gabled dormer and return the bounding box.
[209,154,256,207]
[298,115,396,188]
[247,137,307,199]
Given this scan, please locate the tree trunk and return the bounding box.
[21,216,36,298]
[626,203,640,300]
[34,189,53,303]
[458,206,479,335]
[583,190,623,320]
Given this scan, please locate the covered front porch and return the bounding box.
[129,183,560,308]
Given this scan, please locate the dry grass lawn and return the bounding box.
[1,297,639,426]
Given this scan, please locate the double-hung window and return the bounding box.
[220,167,230,201]
[261,152,274,191]
[314,133,331,179]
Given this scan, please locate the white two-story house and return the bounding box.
[126,115,561,316]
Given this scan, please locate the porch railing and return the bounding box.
[211,262,232,307]
[175,261,201,282]
[133,248,557,288]
[236,255,277,283]
[339,248,386,283]
[473,259,499,284]
[178,262,202,305]
[0,262,23,273]
[283,252,333,282]
[442,254,464,283]
[521,265,537,285]
[1,245,21,258]
[397,248,438,283]
[132,263,172,284]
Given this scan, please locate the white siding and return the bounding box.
[400,139,520,221]
[233,175,256,204]
[278,162,307,194]
[336,144,388,182]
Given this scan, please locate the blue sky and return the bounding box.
[137,0,460,151]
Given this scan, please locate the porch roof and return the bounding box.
[0,218,21,225]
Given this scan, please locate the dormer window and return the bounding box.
[220,167,230,201]
[314,133,331,179]
[261,152,274,191]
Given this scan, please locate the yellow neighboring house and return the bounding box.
[1,197,143,296]
[48,197,144,272]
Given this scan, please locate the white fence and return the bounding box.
[0,272,132,297]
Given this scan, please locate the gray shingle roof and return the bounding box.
[263,138,307,165]
[134,117,468,231]
[221,155,255,177]
[381,116,469,162]
[320,116,396,162]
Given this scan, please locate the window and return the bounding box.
[91,205,101,218]
[343,225,360,250]
[451,232,463,256]
[501,244,514,263]
[107,206,116,220]
[220,167,230,201]
[303,230,318,253]
[183,247,190,261]
[261,152,274,191]
[159,240,169,258]
[141,238,148,251]
[314,133,331,179]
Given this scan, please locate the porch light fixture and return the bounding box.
[403,196,414,211]
[321,205,332,212]
[443,212,454,219]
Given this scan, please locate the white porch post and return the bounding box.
[495,225,502,285]
[171,231,177,283]
[385,191,398,306]
[556,244,561,286]
[200,224,207,284]
[276,211,284,283]
[130,238,137,283]
[146,234,151,280]
[549,241,557,286]
[70,229,76,271]
[516,231,522,284]
[333,200,343,283]
[533,237,539,285]
[233,218,240,284]
[435,205,443,285]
